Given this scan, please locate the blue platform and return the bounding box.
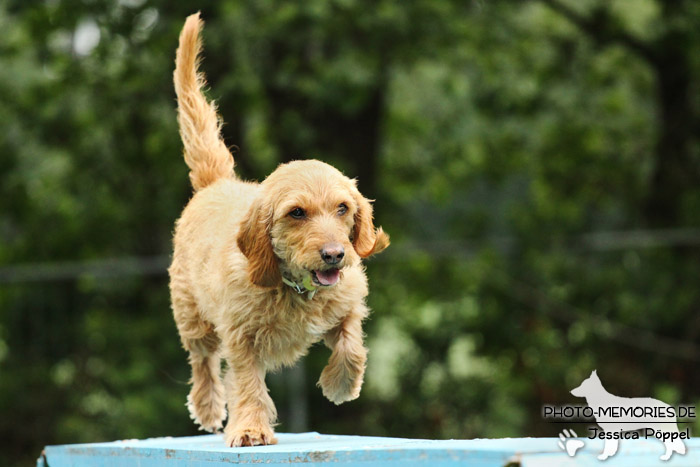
[38,432,700,466]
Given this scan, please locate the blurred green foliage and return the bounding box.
[1,0,700,465]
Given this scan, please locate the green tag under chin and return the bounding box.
[302,275,317,291]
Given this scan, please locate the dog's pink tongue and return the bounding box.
[315,268,340,286]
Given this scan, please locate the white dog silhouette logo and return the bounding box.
[570,370,687,461]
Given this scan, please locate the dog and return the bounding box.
[168,13,389,448]
[571,370,686,461]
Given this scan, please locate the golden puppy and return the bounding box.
[169,13,389,447]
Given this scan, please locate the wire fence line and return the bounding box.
[492,267,700,362]
[1,227,699,284]
[0,228,698,362]
[0,255,171,284]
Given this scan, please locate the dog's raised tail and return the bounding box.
[174,12,234,191]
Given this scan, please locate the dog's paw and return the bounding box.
[557,429,584,457]
[225,424,277,448]
[318,365,362,405]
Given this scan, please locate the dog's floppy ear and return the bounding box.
[237,199,280,287]
[352,186,390,259]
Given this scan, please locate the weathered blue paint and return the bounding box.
[38,432,700,466]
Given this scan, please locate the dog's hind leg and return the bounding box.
[171,277,227,432]
[184,331,226,432]
[661,437,686,461]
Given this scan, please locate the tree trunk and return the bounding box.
[645,32,697,227]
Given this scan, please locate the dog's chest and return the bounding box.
[253,298,339,367]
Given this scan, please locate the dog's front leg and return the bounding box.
[598,438,619,460]
[223,344,277,447]
[318,307,368,405]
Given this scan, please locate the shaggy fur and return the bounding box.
[169,13,389,448]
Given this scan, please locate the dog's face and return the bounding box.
[570,370,600,398]
[237,160,389,287]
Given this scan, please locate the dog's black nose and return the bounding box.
[320,243,345,265]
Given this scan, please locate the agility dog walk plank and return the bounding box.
[38,432,700,466]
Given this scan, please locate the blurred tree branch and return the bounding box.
[539,0,700,227]
[539,0,655,64]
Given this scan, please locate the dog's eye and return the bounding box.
[338,203,348,216]
[289,207,306,219]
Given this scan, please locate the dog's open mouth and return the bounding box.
[312,268,340,286]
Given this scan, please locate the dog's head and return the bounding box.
[236,160,389,288]
[570,369,601,398]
